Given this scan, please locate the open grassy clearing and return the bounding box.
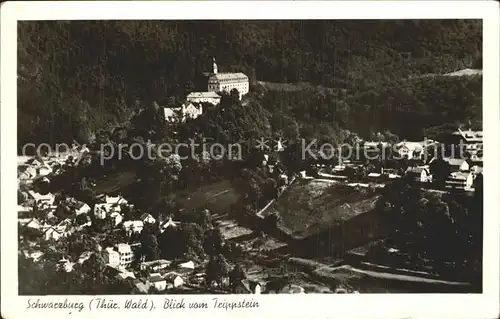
[177,179,241,214]
[92,171,137,195]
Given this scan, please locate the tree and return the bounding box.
[206,254,230,289]
[140,233,161,262]
[203,227,224,256]
[229,264,247,290]
[429,156,451,188]
[159,225,182,259]
[263,177,278,200]
[261,212,281,233]
[179,223,205,260]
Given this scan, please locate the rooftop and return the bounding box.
[149,275,166,283]
[116,243,132,253]
[186,91,221,99]
[208,72,248,82]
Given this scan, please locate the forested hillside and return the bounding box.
[18,20,482,148]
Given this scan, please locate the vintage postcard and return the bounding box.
[1,1,499,319]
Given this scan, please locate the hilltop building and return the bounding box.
[207,58,249,99]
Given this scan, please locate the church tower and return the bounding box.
[212,57,218,74]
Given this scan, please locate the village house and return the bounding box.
[123,220,144,234]
[163,106,182,123]
[65,199,91,216]
[44,226,64,241]
[75,214,92,230]
[159,217,178,233]
[25,157,44,167]
[465,166,483,190]
[131,279,151,294]
[164,102,203,123]
[18,165,37,180]
[104,195,128,206]
[56,218,73,231]
[37,165,53,177]
[405,166,432,183]
[23,250,44,262]
[56,258,74,272]
[182,103,203,120]
[78,251,94,264]
[103,247,121,268]
[165,273,184,289]
[140,259,171,272]
[116,243,134,268]
[94,202,122,220]
[94,204,108,220]
[234,279,262,294]
[395,139,439,160]
[109,211,124,226]
[116,270,136,280]
[25,218,43,230]
[278,284,305,294]
[178,260,195,270]
[149,273,167,291]
[445,158,471,172]
[28,190,55,206]
[140,213,156,224]
[395,141,424,160]
[454,128,483,151]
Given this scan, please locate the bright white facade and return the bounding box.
[123,220,144,234]
[164,103,203,123]
[103,247,121,268]
[186,92,221,105]
[207,58,249,99]
[116,243,134,268]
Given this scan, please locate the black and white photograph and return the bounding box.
[2,1,499,318]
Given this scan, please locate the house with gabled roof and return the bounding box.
[234,279,262,294]
[123,220,144,234]
[132,279,151,294]
[25,218,43,230]
[109,211,124,226]
[44,226,64,241]
[149,273,167,291]
[28,190,55,206]
[104,195,128,206]
[159,217,179,233]
[140,213,156,224]
[64,198,91,216]
[140,259,171,272]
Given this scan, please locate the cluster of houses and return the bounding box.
[302,129,484,192]
[17,152,269,295]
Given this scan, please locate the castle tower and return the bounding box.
[212,57,218,74]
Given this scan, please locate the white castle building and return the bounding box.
[207,58,249,99]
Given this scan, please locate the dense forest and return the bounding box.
[18,20,482,148]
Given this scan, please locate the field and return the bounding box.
[92,170,241,215]
[92,171,137,195]
[176,179,241,214]
[265,179,379,238]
